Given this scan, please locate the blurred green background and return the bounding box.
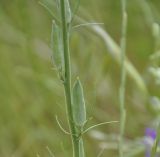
[0,0,160,156]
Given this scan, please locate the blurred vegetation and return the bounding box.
[0,0,160,157]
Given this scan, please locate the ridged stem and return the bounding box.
[59,0,80,157]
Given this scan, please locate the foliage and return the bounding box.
[0,0,160,157]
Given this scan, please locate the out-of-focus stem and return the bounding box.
[119,0,127,157]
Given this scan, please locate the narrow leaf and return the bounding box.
[65,0,72,24]
[72,78,86,127]
[51,21,64,77]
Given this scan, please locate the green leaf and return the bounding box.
[65,0,72,24]
[72,78,86,127]
[51,21,64,77]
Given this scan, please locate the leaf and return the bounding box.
[65,0,72,24]
[72,78,86,127]
[51,21,64,77]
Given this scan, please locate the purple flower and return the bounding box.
[145,128,157,140]
[144,128,157,157]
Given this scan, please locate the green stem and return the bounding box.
[60,0,80,157]
[119,0,127,157]
[151,124,160,157]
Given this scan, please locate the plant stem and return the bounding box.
[119,0,127,157]
[151,124,160,157]
[59,0,80,157]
